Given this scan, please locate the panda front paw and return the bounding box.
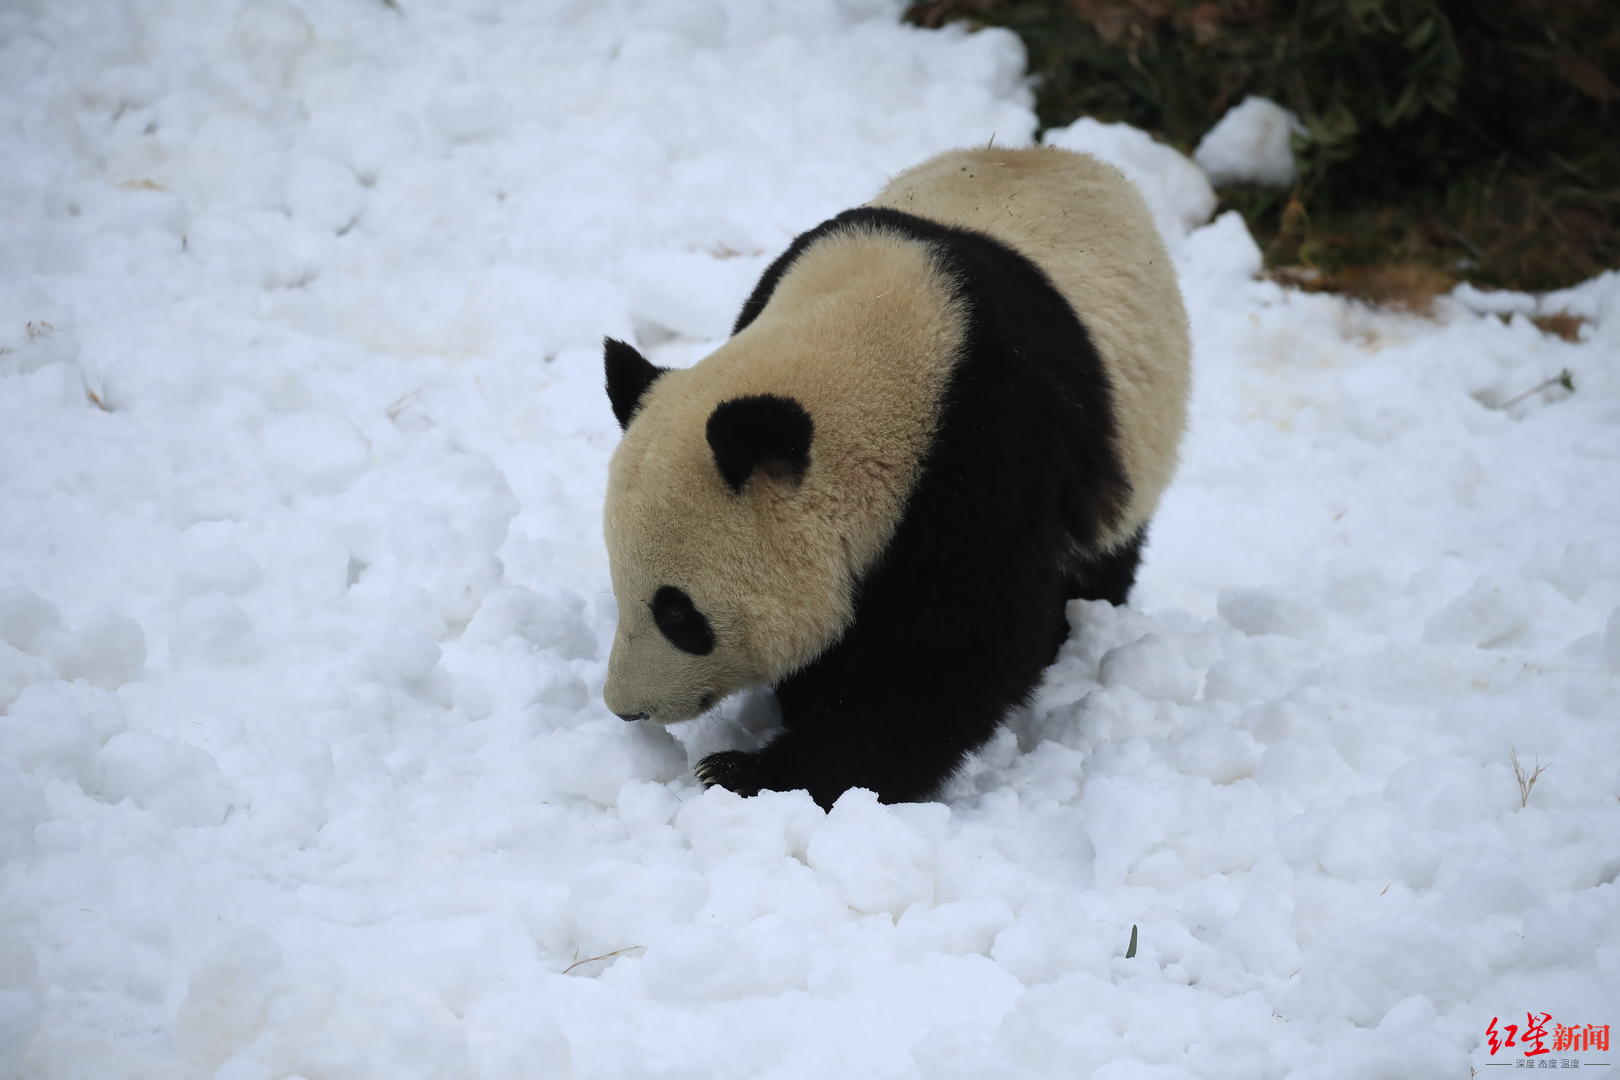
[693,750,768,797]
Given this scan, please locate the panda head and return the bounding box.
[600,338,849,724]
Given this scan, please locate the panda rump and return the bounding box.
[601,147,1190,808]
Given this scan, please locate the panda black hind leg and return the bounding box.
[1066,526,1147,608]
[1047,607,1071,666]
[1051,529,1145,661]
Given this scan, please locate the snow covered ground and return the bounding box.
[3,1,1617,1077]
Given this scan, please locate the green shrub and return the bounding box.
[907,0,1619,292]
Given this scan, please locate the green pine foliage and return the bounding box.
[907,0,1619,294]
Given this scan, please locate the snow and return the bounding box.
[1194,96,1304,188]
[2,1,1617,1078]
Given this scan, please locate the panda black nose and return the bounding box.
[616,711,648,723]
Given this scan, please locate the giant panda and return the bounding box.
[600,146,1189,808]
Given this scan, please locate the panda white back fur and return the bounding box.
[602,147,1189,807]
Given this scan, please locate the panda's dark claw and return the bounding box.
[694,750,765,797]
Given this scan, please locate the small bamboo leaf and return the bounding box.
[1126,924,1138,959]
[1405,18,1435,50]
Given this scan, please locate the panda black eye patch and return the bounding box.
[652,586,715,655]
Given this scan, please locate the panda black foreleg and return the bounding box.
[693,490,1074,807]
[694,617,1045,808]
[694,694,999,810]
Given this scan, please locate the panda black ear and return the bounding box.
[706,395,813,494]
[604,338,666,430]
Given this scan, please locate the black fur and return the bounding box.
[604,337,665,430]
[706,395,814,493]
[698,207,1139,808]
[1068,526,1146,607]
[653,586,715,655]
[1051,526,1148,662]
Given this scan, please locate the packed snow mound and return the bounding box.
[3,1,1618,1078]
[1194,95,1305,187]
